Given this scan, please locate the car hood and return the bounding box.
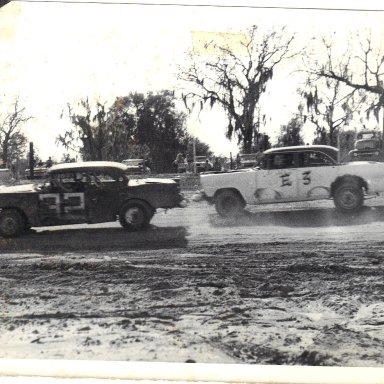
[0,183,37,193]
[128,178,176,186]
[343,161,382,166]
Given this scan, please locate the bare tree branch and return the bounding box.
[0,99,31,167]
[179,25,297,152]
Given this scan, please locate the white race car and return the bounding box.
[197,145,384,217]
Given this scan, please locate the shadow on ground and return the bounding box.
[0,225,188,252]
[210,206,384,228]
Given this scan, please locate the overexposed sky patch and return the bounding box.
[1,1,384,160]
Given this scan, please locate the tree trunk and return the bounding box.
[242,125,254,154]
[2,142,8,168]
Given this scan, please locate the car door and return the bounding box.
[38,172,87,225]
[254,152,299,203]
[84,170,121,223]
[296,151,338,200]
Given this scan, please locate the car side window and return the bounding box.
[84,170,119,188]
[52,172,85,192]
[298,151,334,167]
[269,153,294,169]
[93,171,116,182]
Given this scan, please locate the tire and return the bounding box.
[333,182,364,212]
[119,201,152,231]
[215,190,245,218]
[0,209,25,238]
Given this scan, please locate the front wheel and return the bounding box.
[119,201,152,231]
[215,190,245,218]
[333,183,364,212]
[0,209,25,238]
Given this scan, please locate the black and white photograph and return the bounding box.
[0,0,384,382]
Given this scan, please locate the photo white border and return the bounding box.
[1,0,384,383]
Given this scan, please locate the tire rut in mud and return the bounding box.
[0,241,383,365]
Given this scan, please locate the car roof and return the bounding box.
[49,161,128,173]
[263,145,339,160]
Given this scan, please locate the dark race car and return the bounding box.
[0,161,186,237]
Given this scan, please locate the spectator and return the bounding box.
[213,157,221,171]
[144,157,152,174]
[46,157,53,168]
[176,153,184,163]
[236,153,241,169]
[186,154,193,173]
[173,152,185,173]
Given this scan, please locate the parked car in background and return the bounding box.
[349,130,384,162]
[122,159,151,175]
[196,145,384,217]
[236,153,259,169]
[0,161,186,238]
[195,156,213,173]
[25,165,49,179]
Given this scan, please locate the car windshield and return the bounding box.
[355,139,379,150]
[357,132,378,140]
[34,175,51,191]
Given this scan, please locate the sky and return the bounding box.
[1,0,384,161]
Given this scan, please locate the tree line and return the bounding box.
[1,25,383,172]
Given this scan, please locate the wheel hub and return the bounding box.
[341,190,358,208]
[1,217,17,234]
[125,207,144,225]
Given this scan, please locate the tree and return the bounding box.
[338,129,356,161]
[180,26,296,153]
[253,132,271,152]
[115,90,186,171]
[314,32,384,123]
[180,135,213,158]
[108,91,190,172]
[58,99,111,161]
[303,38,368,146]
[301,81,361,146]
[0,99,31,168]
[276,116,304,147]
[58,97,150,162]
[58,91,202,172]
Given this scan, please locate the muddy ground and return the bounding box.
[0,193,384,367]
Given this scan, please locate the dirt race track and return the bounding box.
[0,194,384,367]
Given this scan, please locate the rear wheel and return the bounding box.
[333,182,364,212]
[215,190,245,218]
[119,201,152,231]
[0,209,24,238]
